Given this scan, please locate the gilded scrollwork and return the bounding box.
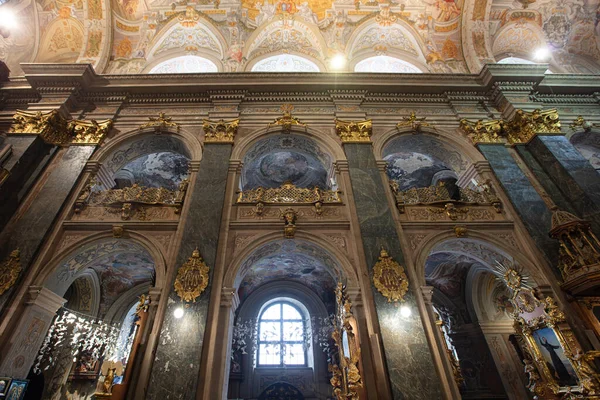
[372,247,409,303]
[268,111,307,133]
[174,249,210,303]
[236,181,342,204]
[203,118,239,143]
[335,119,372,143]
[459,118,504,144]
[0,249,21,296]
[396,112,434,133]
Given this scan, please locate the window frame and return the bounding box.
[256,300,308,367]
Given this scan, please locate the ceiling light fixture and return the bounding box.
[330,54,347,71]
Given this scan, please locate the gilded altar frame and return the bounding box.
[329,283,363,400]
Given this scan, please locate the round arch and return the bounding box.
[144,53,222,74]
[373,126,483,165]
[103,281,152,324]
[413,231,548,288]
[223,231,360,290]
[351,55,426,73]
[231,125,345,163]
[91,126,203,168]
[247,53,323,73]
[33,230,168,293]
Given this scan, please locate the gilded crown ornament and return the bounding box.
[139,112,180,132]
[335,119,372,143]
[372,247,409,303]
[203,119,239,143]
[0,249,21,296]
[174,249,210,303]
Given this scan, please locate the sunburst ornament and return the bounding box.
[491,260,531,292]
[372,247,409,303]
[174,248,210,303]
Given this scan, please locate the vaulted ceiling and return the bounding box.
[1,0,599,76]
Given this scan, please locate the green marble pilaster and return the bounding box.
[477,144,558,266]
[527,135,600,233]
[0,145,96,313]
[343,143,443,400]
[146,143,232,400]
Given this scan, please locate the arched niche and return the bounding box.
[381,133,469,191]
[92,131,198,190]
[239,133,335,190]
[569,130,600,173]
[63,271,102,318]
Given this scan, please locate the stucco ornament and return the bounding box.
[372,247,408,303]
[174,249,210,303]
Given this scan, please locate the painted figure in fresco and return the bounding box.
[433,0,460,22]
[540,336,573,384]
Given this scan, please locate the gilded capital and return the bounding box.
[459,118,504,144]
[203,118,239,143]
[10,110,112,146]
[335,119,372,143]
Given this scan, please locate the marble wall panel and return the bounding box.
[0,146,95,313]
[344,143,443,400]
[528,135,600,231]
[478,145,558,268]
[146,144,232,400]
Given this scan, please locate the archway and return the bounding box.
[423,237,534,399]
[27,238,157,399]
[226,237,356,399]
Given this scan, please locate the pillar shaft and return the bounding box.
[0,145,95,313]
[343,143,443,400]
[146,143,232,400]
[477,144,558,265]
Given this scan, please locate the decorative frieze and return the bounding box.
[10,110,112,146]
[236,182,342,204]
[335,119,372,143]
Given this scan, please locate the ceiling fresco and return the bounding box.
[44,239,155,317]
[242,135,331,189]
[2,0,599,75]
[237,240,340,307]
[114,151,190,190]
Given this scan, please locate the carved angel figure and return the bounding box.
[570,349,600,393]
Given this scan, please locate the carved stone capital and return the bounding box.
[25,286,66,314]
[420,285,435,305]
[220,287,240,310]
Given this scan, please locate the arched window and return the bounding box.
[497,56,553,74]
[257,300,308,366]
[149,55,218,73]
[251,54,320,72]
[354,56,422,73]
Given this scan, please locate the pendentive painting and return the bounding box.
[532,328,578,387]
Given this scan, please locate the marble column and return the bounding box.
[0,145,96,312]
[0,136,54,232]
[0,286,65,378]
[526,135,600,232]
[146,143,232,400]
[343,143,443,400]
[477,144,558,265]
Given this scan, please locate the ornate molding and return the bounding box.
[10,110,112,146]
[459,118,504,144]
[174,249,210,303]
[372,247,409,303]
[335,119,372,143]
[203,118,239,143]
[0,249,21,296]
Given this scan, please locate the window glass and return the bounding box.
[257,301,307,366]
[252,54,320,72]
[354,56,422,73]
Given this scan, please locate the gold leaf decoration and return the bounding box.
[0,249,21,296]
[203,119,239,143]
[335,119,372,143]
[372,247,409,303]
[174,249,210,303]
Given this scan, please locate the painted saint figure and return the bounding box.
[539,336,573,385]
